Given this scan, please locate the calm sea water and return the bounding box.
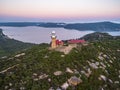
[0,26,120,44]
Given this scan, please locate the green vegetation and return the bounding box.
[0,29,34,57]
[0,32,120,90]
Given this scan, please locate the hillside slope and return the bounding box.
[64,22,120,31]
[0,32,120,90]
[0,29,34,57]
[80,32,120,41]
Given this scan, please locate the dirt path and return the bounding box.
[0,64,19,73]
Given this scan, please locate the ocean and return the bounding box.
[0,26,120,44]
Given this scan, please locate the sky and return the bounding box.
[0,0,120,23]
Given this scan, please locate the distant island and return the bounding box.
[0,21,120,31]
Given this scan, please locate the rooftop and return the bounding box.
[68,40,85,44]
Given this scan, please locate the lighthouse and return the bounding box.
[51,31,57,49]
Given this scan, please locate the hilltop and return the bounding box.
[80,32,120,41]
[64,22,120,31]
[0,32,120,90]
[0,21,120,31]
[0,29,35,57]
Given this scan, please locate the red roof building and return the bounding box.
[56,40,64,46]
[68,40,85,44]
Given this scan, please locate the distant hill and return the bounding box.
[0,22,39,27]
[64,22,120,31]
[0,29,35,57]
[0,21,120,31]
[80,32,120,41]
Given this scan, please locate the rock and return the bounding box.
[113,57,116,59]
[8,89,13,90]
[5,86,8,89]
[87,68,91,73]
[114,81,119,84]
[48,78,51,82]
[85,68,92,77]
[49,87,54,90]
[1,56,7,59]
[99,52,103,56]
[95,62,99,66]
[85,73,91,78]
[61,82,69,90]
[33,73,37,76]
[81,70,86,74]
[20,87,25,90]
[98,56,104,60]
[54,71,62,76]
[117,49,120,52]
[105,70,109,74]
[32,73,38,79]
[66,67,73,73]
[56,87,61,90]
[61,55,65,57]
[8,57,14,60]
[101,88,104,90]
[39,74,48,79]
[9,72,13,75]
[108,79,113,83]
[104,84,107,88]
[44,55,49,58]
[118,75,120,78]
[98,77,102,80]
[89,63,98,69]
[81,70,91,78]
[9,83,12,86]
[91,59,95,62]
[33,78,39,81]
[68,76,82,86]
[98,52,104,60]
[109,60,113,63]
[74,69,79,74]
[99,75,107,81]
[107,64,110,67]
[15,53,25,58]
[100,62,106,68]
[119,70,120,74]
[103,54,107,57]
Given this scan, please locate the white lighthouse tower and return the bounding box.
[51,31,57,49]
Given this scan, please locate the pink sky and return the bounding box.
[0,0,120,22]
